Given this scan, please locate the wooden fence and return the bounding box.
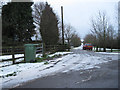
[1,45,42,62]
[0,44,70,65]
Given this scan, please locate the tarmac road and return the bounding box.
[15,49,119,88]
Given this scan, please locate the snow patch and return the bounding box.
[48,52,73,57]
[96,52,119,55]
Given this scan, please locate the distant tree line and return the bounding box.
[64,24,81,47]
[84,11,119,52]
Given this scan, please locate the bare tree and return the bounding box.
[70,33,81,47]
[63,23,81,47]
[90,11,108,52]
[84,34,96,44]
[32,2,45,40]
[106,25,115,52]
[35,28,41,41]
[32,2,45,26]
[64,24,75,46]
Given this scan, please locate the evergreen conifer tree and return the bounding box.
[40,2,59,45]
[2,2,35,45]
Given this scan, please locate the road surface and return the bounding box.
[14,49,119,88]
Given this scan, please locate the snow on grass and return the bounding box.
[0,54,43,67]
[0,57,64,88]
[0,54,43,61]
[36,54,42,58]
[0,54,24,61]
[73,43,84,50]
[0,61,13,67]
[73,46,82,50]
[93,47,119,51]
[97,48,119,51]
[73,45,83,50]
[0,50,118,88]
[0,52,72,67]
[95,52,119,55]
[48,52,73,57]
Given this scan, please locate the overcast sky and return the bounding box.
[33,0,119,39]
[1,0,119,39]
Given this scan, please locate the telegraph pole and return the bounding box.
[118,2,120,50]
[61,6,64,45]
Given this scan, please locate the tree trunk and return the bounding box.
[111,48,113,52]
[12,35,15,64]
[103,47,106,52]
[103,24,106,52]
[99,47,101,52]
[68,38,70,51]
[111,38,113,52]
[111,44,113,52]
[42,42,46,57]
[96,46,98,52]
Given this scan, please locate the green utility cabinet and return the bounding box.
[24,44,39,62]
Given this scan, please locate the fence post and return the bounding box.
[24,46,26,62]
[12,46,15,64]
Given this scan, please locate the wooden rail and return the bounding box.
[1,44,70,65]
[1,45,43,63]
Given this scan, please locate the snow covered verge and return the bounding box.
[95,52,119,55]
[0,50,118,88]
[0,54,42,67]
[0,52,73,67]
